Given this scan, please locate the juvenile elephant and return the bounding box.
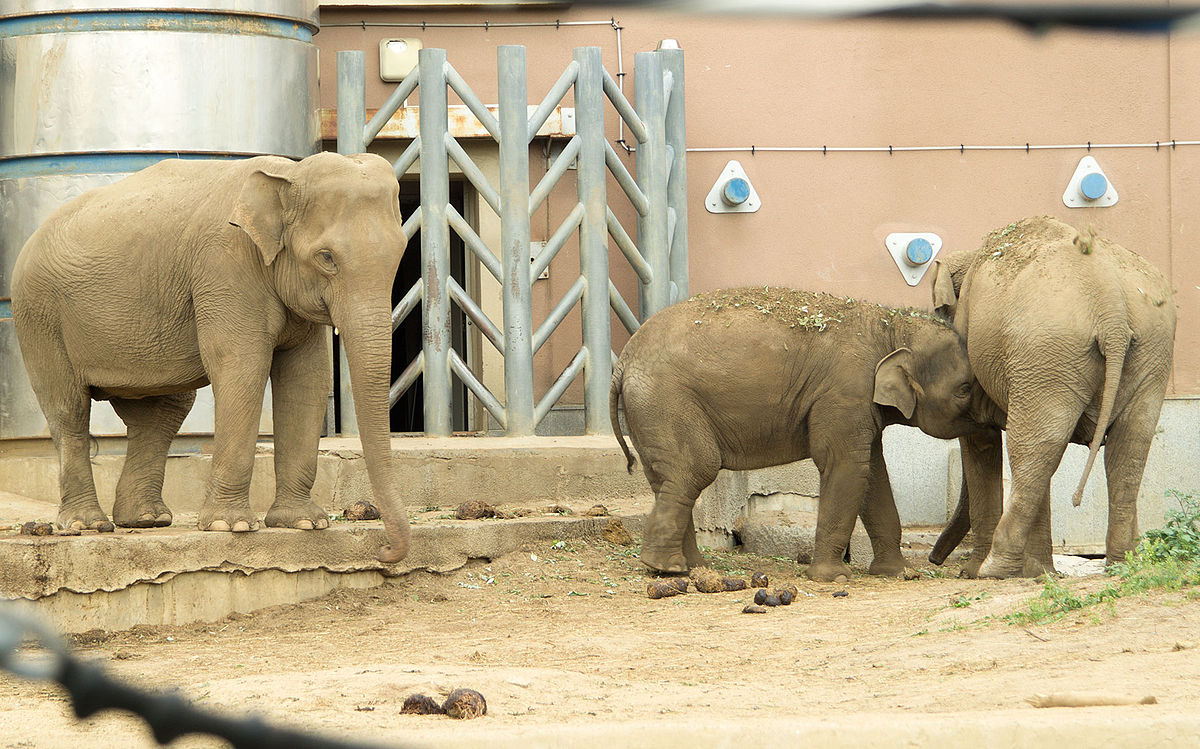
[929,216,1175,578]
[11,152,411,563]
[610,288,987,582]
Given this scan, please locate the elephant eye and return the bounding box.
[317,250,337,272]
[956,382,972,398]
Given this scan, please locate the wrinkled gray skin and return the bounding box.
[11,152,411,563]
[610,288,988,582]
[929,216,1175,578]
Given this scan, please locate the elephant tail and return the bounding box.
[1071,316,1132,508]
[930,474,971,565]
[610,360,637,475]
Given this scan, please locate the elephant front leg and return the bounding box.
[265,330,332,531]
[807,439,872,583]
[958,431,1004,578]
[859,438,910,578]
[198,349,271,532]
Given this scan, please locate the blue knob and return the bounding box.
[721,177,751,206]
[905,237,933,266]
[1080,172,1108,200]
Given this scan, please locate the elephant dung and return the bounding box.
[602,518,634,546]
[443,688,487,719]
[542,504,575,516]
[742,604,769,614]
[400,694,444,715]
[19,522,54,536]
[646,580,686,599]
[455,501,496,520]
[690,568,725,593]
[722,577,749,592]
[342,501,381,521]
[751,571,769,588]
[583,504,610,517]
[753,590,783,607]
[779,583,799,599]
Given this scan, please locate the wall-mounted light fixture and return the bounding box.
[1063,155,1118,208]
[380,38,422,82]
[705,160,760,213]
[885,232,942,286]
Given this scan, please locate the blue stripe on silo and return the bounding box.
[0,11,313,42]
[0,152,255,179]
[0,301,11,320]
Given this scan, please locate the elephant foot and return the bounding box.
[58,501,114,532]
[265,501,331,531]
[198,503,259,533]
[1022,556,1057,578]
[805,559,852,583]
[978,552,1023,579]
[958,554,985,579]
[113,499,173,528]
[867,554,907,578]
[639,546,689,575]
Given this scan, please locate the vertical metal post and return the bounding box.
[419,48,453,436]
[575,46,612,434]
[634,51,671,319]
[661,47,689,303]
[498,46,535,436]
[336,51,367,435]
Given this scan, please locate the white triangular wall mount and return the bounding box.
[885,233,942,287]
[705,160,761,213]
[1063,155,1118,208]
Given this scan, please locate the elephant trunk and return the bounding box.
[332,298,411,564]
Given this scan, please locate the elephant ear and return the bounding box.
[229,162,295,266]
[873,347,919,420]
[931,259,959,318]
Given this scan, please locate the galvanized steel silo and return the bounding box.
[0,0,320,439]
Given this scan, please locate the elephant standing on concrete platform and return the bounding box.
[11,152,411,563]
[610,288,990,582]
[928,216,1175,578]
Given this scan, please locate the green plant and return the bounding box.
[1006,491,1200,625]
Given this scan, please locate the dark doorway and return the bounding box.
[332,180,469,435]
[389,179,469,433]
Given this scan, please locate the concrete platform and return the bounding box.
[0,515,644,634]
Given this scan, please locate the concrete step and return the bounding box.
[0,513,645,634]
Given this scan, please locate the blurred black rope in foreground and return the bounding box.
[0,607,395,749]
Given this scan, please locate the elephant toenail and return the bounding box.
[207,520,231,532]
[294,519,314,530]
[232,521,251,532]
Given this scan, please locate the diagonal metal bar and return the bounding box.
[448,276,505,353]
[447,203,502,282]
[402,205,422,242]
[661,47,689,301]
[367,67,421,144]
[527,60,579,143]
[450,349,506,429]
[533,275,587,354]
[445,132,501,215]
[606,207,653,284]
[391,279,422,331]
[535,347,588,426]
[389,351,424,407]
[392,136,421,179]
[602,67,648,144]
[609,280,640,334]
[529,135,581,216]
[605,140,649,216]
[532,202,584,283]
[445,61,500,140]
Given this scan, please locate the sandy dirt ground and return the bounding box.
[2,537,1199,748]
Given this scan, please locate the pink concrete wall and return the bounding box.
[317,7,1198,398]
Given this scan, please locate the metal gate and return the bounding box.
[335,44,687,437]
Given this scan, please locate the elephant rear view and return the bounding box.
[930,216,1175,578]
[11,152,412,563]
[610,288,987,582]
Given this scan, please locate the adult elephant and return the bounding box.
[928,216,1175,578]
[11,152,411,563]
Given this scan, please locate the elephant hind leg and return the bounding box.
[1101,392,1164,566]
[635,431,719,575]
[111,392,196,527]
